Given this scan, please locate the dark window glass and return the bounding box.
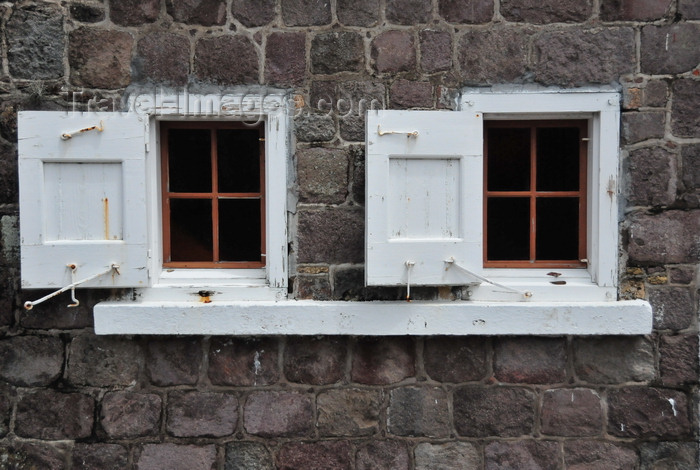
[487,198,530,260]
[487,127,530,191]
[536,127,580,191]
[536,198,579,260]
[168,129,211,193]
[217,129,260,193]
[219,199,261,262]
[169,199,213,261]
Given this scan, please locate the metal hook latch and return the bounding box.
[24,264,120,310]
[377,125,419,138]
[61,120,104,140]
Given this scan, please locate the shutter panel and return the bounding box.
[19,112,149,288]
[365,110,483,286]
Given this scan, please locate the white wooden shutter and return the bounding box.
[19,112,149,288]
[365,110,483,286]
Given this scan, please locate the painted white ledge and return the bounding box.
[94,299,652,336]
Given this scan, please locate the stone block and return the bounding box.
[70,4,105,23]
[72,444,128,470]
[281,0,331,26]
[337,0,380,26]
[166,0,226,25]
[424,337,488,382]
[69,28,133,88]
[659,334,698,385]
[297,208,364,263]
[564,441,638,469]
[195,36,259,85]
[356,441,409,470]
[135,32,190,86]
[669,265,695,284]
[439,0,493,23]
[453,386,535,437]
[628,210,700,265]
[351,337,415,385]
[494,337,566,384]
[459,28,531,84]
[225,442,274,470]
[534,28,635,85]
[0,387,10,438]
[387,387,450,437]
[68,335,142,387]
[340,115,365,142]
[294,274,332,300]
[679,0,700,18]
[541,388,603,436]
[644,80,668,107]
[265,32,306,87]
[145,337,201,386]
[0,442,68,470]
[297,147,349,204]
[386,0,432,24]
[167,391,238,437]
[420,30,452,73]
[276,441,352,470]
[232,0,276,26]
[109,0,159,25]
[136,444,217,470]
[621,111,665,144]
[19,289,101,329]
[648,286,695,330]
[209,337,279,386]
[317,388,382,436]
[7,3,65,79]
[601,0,672,20]
[574,336,655,383]
[501,0,591,22]
[671,79,700,139]
[243,391,313,437]
[0,335,63,386]
[625,147,676,207]
[0,140,17,205]
[390,79,433,108]
[639,442,698,470]
[100,391,161,439]
[284,337,346,384]
[642,25,700,75]
[294,112,336,142]
[349,145,366,204]
[414,442,481,470]
[372,31,416,74]
[608,387,691,438]
[16,390,94,439]
[311,32,364,74]
[681,144,700,190]
[485,441,560,470]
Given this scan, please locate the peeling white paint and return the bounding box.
[253,350,264,386]
[668,398,678,417]
[620,423,625,432]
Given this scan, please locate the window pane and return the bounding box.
[168,129,211,193]
[536,198,579,260]
[487,198,530,260]
[169,199,213,261]
[536,127,580,191]
[487,127,530,191]
[217,129,261,193]
[219,199,261,262]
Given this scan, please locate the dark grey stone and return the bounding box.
[166,0,227,25]
[0,335,63,386]
[232,0,276,26]
[439,0,493,23]
[671,79,700,139]
[225,442,274,470]
[641,24,700,75]
[294,112,336,142]
[386,0,432,24]
[282,0,331,26]
[501,0,591,22]
[459,27,532,84]
[297,208,364,264]
[625,146,676,207]
[311,32,365,74]
[7,4,65,79]
[101,391,161,439]
[387,387,450,437]
[337,0,380,26]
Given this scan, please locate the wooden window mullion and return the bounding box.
[529,126,537,263]
[211,128,219,263]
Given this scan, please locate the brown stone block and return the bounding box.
[414,442,481,470]
[69,28,133,89]
[574,336,654,383]
[679,0,700,18]
[0,335,63,386]
[648,286,695,330]
[284,337,346,384]
[145,337,202,386]
[621,111,666,145]
[70,4,105,23]
[311,32,365,75]
[294,274,332,300]
[351,337,415,385]
[337,0,380,26]
[135,32,190,86]
[167,0,226,25]
[317,388,382,436]
[485,441,560,470]
[420,30,452,73]
[681,144,700,191]
[109,0,159,25]
[68,335,142,387]
[671,79,700,139]
[100,391,161,439]
[642,25,700,75]
[16,390,94,440]
[244,391,313,437]
[265,32,306,87]
[73,443,128,470]
[297,207,364,264]
[439,0,494,24]
[209,337,279,386]
[281,0,332,26]
[625,146,676,207]
[0,442,68,470]
[459,27,531,84]
[453,386,536,437]
[390,79,433,108]
[494,337,567,384]
[628,210,700,265]
[372,31,416,74]
[356,440,410,470]
[387,387,450,437]
[601,0,672,20]
[232,0,276,27]
[136,444,217,470]
[608,387,691,438]
[297,147,349,204]
[669,265,696,284]
[564,441,638,469]
[386,0,432,25]
[639,442,698,470]
[541,388,603,436]
[501,0,591,23]
[644,80,669,107]
[194,36,259,85]
[167,391,238,437]
[424,336,488,382]
[277,441,353,470]
[659,334,699,385]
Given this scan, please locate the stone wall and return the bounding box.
[0,0,698,468]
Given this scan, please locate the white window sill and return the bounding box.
[94,299,652,336]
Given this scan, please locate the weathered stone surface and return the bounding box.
[671,79,700,139]
[621,111,665,145]
[501,0,591,22]
[100,391,161,439]
[574,337,655,383]
[69,28,133,88]
[349,145,366,203]
[459,28,531,83]
[659,334,698,385]
[601,0,672,20]
[167,391,238,437]
[0,335,63,386]
[145,337,201,386]
[110,0,159,25]
[682,144,700,190]
[284,337,346,384]
[137,444,217,470]
[372,31,416,74]
[0,387,10,438]
[644,80,668,107]
[454,386,535,437]
[195,36,259,85]
[277,441,352,470]
[16,390,94,439]
[232,0,275,26]
[669,265,696,284]
[641,25,700,75]
[0,140,17,205]
[439,0,493,23]
[648,286,695,330]
[351,337,415,384]
[639,442,698,470]
[494,337,566,384]
[390,79,433,108]
[70,4,105,23]
[243,391,313,437]
[0,442,68,470]
[337,0,380,26]
[135,32,190,86]
[294,112,336,142]
[608,387,691,438]
[68,335,142,387]
[424,337,488,382]
[420,30,452,73]
[679,0,700,18]
[19,289,96,328]
[414,442,481,470]
[625,147,675,207]
[281,0,331,26]
[297,208,364,263]
[564,441,638,469]
[311,32,364,74]
[167,0,226,25]
[7,4,65,79]
[265,32,305,86]
[297,147,349,204]
[534,28,635,85]
[294,274,332,300]
[225,442,274,470]
[317,388,382,436]
[340,115,364,142]
[541,388,603,436]
[73,444,128,470]
[386,0,432,24]
[356,440,409,470]
[628,211,700,265]
[485,440,560,470]
[209,337,279,386]
[387,387,450,437]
